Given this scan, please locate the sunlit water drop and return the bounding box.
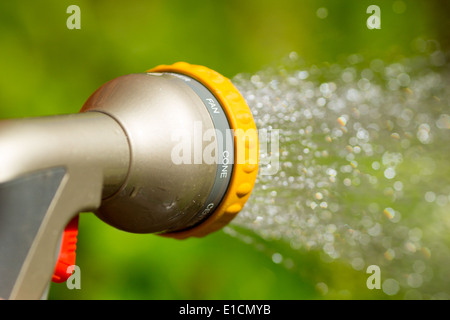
[226,45,450,299]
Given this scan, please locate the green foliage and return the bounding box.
[0,0,447,300]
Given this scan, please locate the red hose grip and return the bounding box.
[52,215,79,283]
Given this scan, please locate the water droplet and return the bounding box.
[316,7,328,19]
[372,161,381,170]
[383,279,400,295]
[393,181,403,191]
[314,192,323,200]
[413,260,426,273]
[424,191,436,203]
[351,257,365,270]
[383,207,396,220]
[337,116,348,126]
[384,249,395,261]
[272,253,283,264]
[315,282,329,295]
[384,167,396,179]
[407,273,423,288]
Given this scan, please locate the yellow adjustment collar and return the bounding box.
[148,62,258,239]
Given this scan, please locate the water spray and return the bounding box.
[229,51,449,299]
[1,50,449,300]
[0,63,258,299]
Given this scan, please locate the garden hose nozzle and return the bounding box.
[0,63,258,299]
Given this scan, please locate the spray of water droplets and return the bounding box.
[226,46,450,299]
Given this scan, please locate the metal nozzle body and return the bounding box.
[82,73,223,233]
[0,72,229,299]
[0,72,228,235]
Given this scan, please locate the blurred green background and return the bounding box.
[0,0,448,300]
